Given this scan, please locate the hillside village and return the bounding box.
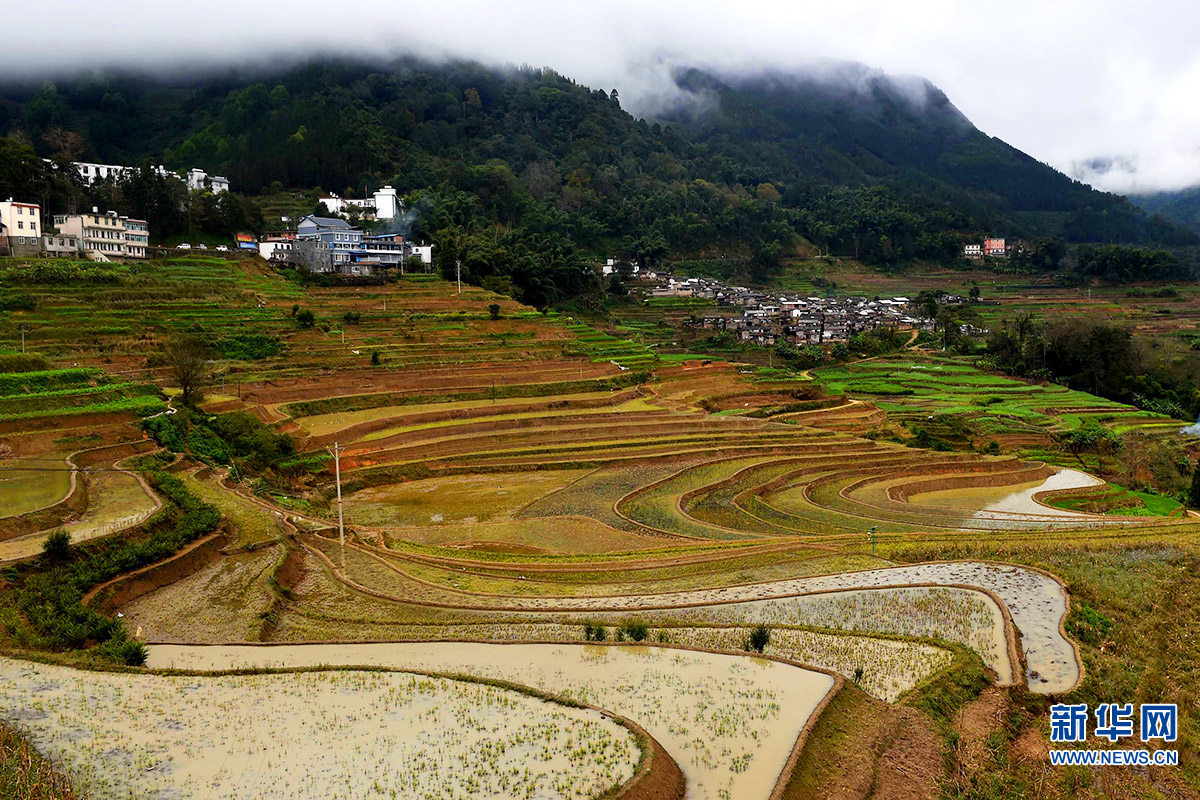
[3,153,1022,285]
[643,273,964,344]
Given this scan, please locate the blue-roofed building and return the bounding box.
[296,215,364,268]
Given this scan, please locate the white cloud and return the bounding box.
[1,0,1198,193]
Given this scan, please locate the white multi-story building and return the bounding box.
[69,161,173,186]
[53,208,150,259]
[73,162,136,185]
[186,168,230,193]
[121,217,149,258]
[258,237,294,262]
[318,185,400,221]
[64,160,225,193]
[0,199,42,255]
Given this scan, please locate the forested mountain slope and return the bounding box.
[0,58,1195,303]
[1130,187,1200,236]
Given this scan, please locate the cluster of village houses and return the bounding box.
[257,214,433,276]
[647,275,959,345]
[0,161,229,259]
[0,200,149,260]
[964,237,1011,260]
[0,161,438,271]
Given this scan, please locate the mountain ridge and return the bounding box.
[0,56,1195,303]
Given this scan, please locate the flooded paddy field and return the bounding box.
[618,586,1012,686]
[149,641,837,800]
[0,655,641,800]
[467,561,1075,693]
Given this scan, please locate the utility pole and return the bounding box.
[867,526,877,557]
[19,326,26,354]
[327,442,345,548]
[456,259,462,295]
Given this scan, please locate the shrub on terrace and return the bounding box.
[747,624,771,654]
[217,334,281,361]
[98,635,149,666]
[619,621,649,642]
[0,353,49,373]
[0,293,35,311]
[41,531,70,560]
[582,622,608,641]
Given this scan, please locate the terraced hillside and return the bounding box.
[4,253,1200,799]
[814,352,1185,450]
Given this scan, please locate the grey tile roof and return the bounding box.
[301,215,355,230]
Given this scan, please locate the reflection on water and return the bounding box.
[977,468,1103,518]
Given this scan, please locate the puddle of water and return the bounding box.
[975,468,1103,519]
[148,642,836,800]
[0,656,638,799]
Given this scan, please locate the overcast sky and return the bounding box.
[2,0,1198,195]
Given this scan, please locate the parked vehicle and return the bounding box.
[176,243,192,250]
[215,245,229,252]
[197,244,208,250]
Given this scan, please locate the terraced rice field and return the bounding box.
[813,351,1182,449]
[0,467,160,561]
[0,453,73,518]
[343,469,590,526]
[8,256,1200,797]
[618,586,1012,687]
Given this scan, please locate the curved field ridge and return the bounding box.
[628,586,1012,687]
[149,642,837,800]
[0,656,643,800]
[603,562,1071,694]
[340,561,1074,694]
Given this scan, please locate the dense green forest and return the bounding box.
[0,57,1197,304]
[1131,187,1200,236]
